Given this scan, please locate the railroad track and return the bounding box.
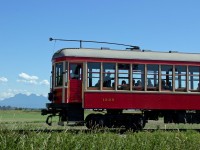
[5,128,200,134]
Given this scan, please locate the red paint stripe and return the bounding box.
[53,56,200,66]
[84,92,200,110]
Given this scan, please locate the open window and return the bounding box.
[189,66,200,92]
[103,63,115,90]
[175,66,187,92]
[132,64,145,91]
[70,64,82,80]
[87,62,101,90]
[147,65,159,91]
[55,62,63,87]
[161,65,173,91]
[65,62,68,86]
[118,64,130,90]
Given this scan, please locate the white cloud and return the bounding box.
[17,72,38,84]
[40,80,50,85]
[17,79,38,84]
[17,72,50,87]
[19,72,38,80]
[0,77,8,83]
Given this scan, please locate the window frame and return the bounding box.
[84,61,200,93]
[117,63,130,90]
[146,64,159,91]
[102,63,116,90]
[55,62,64,87]
[87,62,101,90]
[132,64,145,91]
[175,65,187,92]
[161,65,173,91]
[188,66,200,92]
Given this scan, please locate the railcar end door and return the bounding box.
[69,63,82,103]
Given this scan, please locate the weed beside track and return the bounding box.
[1,128,200,150]
[1,110,200,149]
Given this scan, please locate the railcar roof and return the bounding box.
[52,48,200,62]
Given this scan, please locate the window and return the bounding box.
[189,66,200,92]
[103,63,115,90]
[175,66,186,91]
[50,66,54,89]
[65,62,68,86]
[70,64,82,80]
[132,64,145,90]
[161,65,173,91]
[87,62,101,89]
[147,65,159,91]
[118,64,130,90]
[55,62,63,87]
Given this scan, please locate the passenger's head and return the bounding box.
[107,71,111,76]
[122,80,126,85]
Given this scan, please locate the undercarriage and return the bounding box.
[41,103,84,126]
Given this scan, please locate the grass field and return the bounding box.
[1,110,200,130]
[1,110,200,149]
[0,110,44,122]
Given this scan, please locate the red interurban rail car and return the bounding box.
[42,38,200,130]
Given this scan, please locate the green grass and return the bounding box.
[1,110,200,149]
[0,110,45,122]
[0,129,200,150]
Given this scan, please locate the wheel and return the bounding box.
[85,114,95,129]
[85,114,105,129]
[95,114,105,128]
[125,115,145,131]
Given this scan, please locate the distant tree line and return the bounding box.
[0,106,14,110]
[0,106,41,110]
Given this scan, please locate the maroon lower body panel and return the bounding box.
[84,92,200,110]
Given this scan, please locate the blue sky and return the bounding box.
[0,0,200,100]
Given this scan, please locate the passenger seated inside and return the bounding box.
[166,81,172,90]
[121,80,128,90]
[161,80,166,90]
[103,71,111,87]
[122,80,126,85]
[133,80,143,90]
[135,80,142,86]
[71,65,81,79]
[147,79,153,87]
[197,82,200,90]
